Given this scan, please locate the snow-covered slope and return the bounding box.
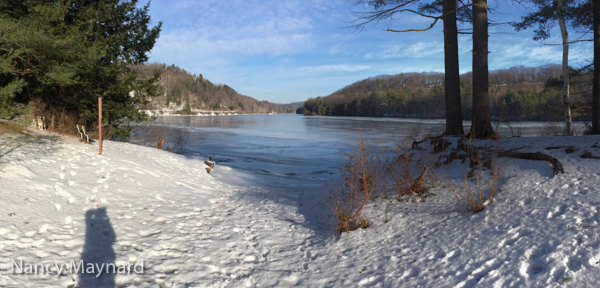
[1,131,600,287]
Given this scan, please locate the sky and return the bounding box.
[143,0,593,104]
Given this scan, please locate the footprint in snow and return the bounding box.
[565,255,582,272]
[499,228,532,247]
[547,204,568,219]
[550,266,566,283]
[430,249,446,260]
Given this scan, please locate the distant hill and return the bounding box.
[132,63,296,115]
[301,64,593,121]
[278,101,305,107]
[278,101,304,114]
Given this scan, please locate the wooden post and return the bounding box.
[99,97,102,155]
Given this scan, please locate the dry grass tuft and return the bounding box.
[330,131,382,234]
[435,143,510,212]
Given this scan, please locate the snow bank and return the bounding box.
[1,131,600,287]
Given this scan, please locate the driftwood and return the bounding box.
[501,151,564,177]
[581,151,600,159]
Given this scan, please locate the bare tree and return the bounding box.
[558,0,573,135]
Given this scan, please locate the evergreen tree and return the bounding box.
[0,0,162,139]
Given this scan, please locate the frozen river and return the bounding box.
[155,114,556,187]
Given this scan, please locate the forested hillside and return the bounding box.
[302,64,593,121]
[132,63,298,115]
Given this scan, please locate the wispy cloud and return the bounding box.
[490,37,592,69]
[299,65,371,72]
[364,41,444,59]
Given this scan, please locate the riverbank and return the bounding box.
[141,109,296,117]
[1,130,600,287]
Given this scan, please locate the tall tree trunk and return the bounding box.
[592,0,600,134]
[469,0,495,138]
[442,0,464,136]
[558,0,573,135]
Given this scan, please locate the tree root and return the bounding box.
[545,146,567,150]
[434,140,564,178]
[501,151,564,177]
[581,151,600,159]
[412,136,452,154]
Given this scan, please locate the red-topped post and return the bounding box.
[99,97,102,154]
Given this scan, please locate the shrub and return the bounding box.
[330,132,382,234]
[384,143,429,199]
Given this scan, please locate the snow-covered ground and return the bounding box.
[1,130,600,287]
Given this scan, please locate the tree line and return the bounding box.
[301,64,593,122]
[132,63,298,115]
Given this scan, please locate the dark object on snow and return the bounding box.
[545,146,566,150]
[581,151,600,159]
[204,161,215,168]
[565,146,579,154]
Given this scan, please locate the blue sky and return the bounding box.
[143,0,593,104]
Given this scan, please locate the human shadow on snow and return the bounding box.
[79,207,117,287]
